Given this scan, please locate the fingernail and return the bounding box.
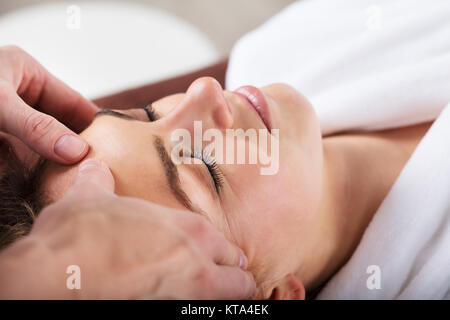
[239,253,248,270]
[54,134,88,161]
[78,158,101,172]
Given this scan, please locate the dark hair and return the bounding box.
[0,138,48,251]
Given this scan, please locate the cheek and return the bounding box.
[223,173,298,275]
[223,152,323,284]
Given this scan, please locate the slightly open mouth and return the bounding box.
[234,86,272,132]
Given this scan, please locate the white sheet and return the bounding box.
[226,0,450,299]
[226,0,450,135]
[318,104,450,299]
[0,2,219,98]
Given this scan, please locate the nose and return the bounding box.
[167,77,233,131]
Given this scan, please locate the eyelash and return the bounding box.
[202,153,224,193]
[192,150,224,194]
[144,103,157,121]
[144,103,224,194]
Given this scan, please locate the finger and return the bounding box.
[31,159,114,232]
[189,217,248,269]
[211,236,249,270]
[201,266,256,299]
[65,158,115,199]
[18,52,100,131]
[0,82,89,164]
[32,73,100,131]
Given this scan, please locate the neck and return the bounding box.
[299,123,431,291]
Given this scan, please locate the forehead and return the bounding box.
[88,116,184,208]
[41,115,184,212]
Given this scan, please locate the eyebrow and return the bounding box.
[153,136,209,218]
[94,109,135,120]
[93,110,208,217]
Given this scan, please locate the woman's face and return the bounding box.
[42,77,324,298]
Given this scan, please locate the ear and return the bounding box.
[269,273,305,300]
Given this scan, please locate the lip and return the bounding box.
[234,86,272,132]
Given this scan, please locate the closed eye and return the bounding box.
[94,106,223,196]
[143,103,159,122]
[94,104,161,122]
[94,109,135,120]
[190,150,224,195]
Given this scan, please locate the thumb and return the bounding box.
[31,159,115,232]
[0,83,89,164]
[66,158,115,199]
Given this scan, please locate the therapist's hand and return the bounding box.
[0,45,99,164]
[0,159,256,299]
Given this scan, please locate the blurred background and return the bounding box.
[0,0,296,98]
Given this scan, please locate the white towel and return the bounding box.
[226,0,450,299]
[318,104,450,299]
[226,0,450,135]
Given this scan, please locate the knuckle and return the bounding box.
[33,196,115,233]
[62,203,106,228]
[191,217,227,250]
[33,201,80,230]
[23,112,57,143]
[192,216,213,238]
[1,45,26,65]
[2,45,23,55]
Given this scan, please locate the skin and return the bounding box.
[0,159,255,299]
[0,45,97,164]
[0,46,256,299]
[41,77,432,299]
